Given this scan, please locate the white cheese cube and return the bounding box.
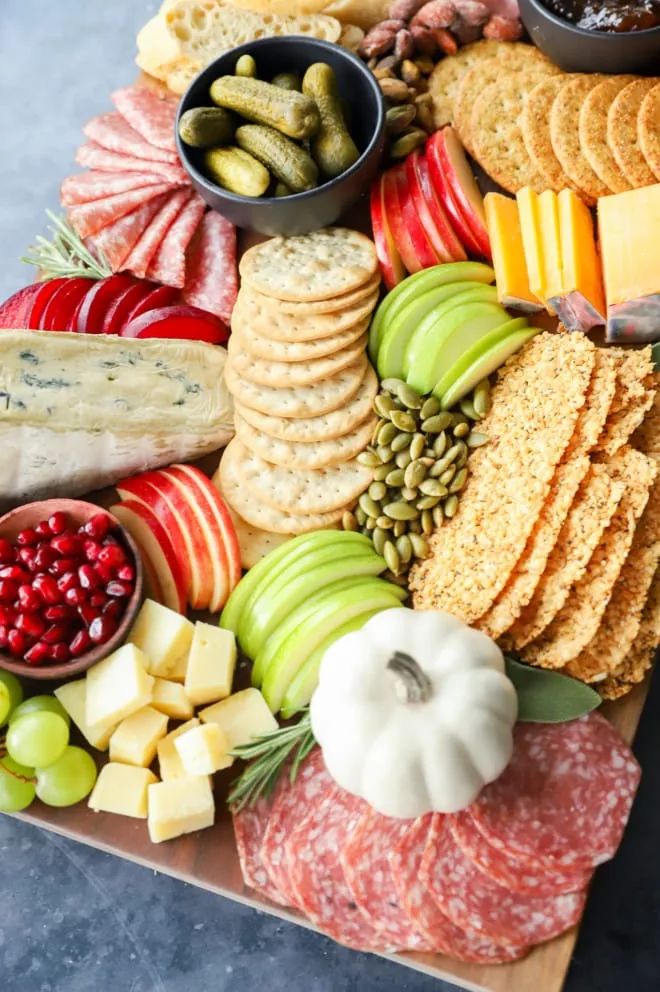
[184,623,236,706]
[109,706,169,768]
[174,723,231,775]
[167,650,189,684]
[147,776,215,843]
[157,718,200,781]
[199,688,278,761]
[89,763,158,818]
[151,678,194,720]
[54,679,118,751]
[86,644,154,727]
[130,599,195,677]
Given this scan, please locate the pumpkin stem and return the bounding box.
[387,651,433,704]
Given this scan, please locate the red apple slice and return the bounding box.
[426,133,484,258]
[25,278,70,329]
[427,129,491,259]
[405,151,452,263]
[412,151,467,263]
[0,284,43,328]
[39,277,95,331]
[133,536,165,604]
[396,164,440,270]
[110,500,187,613]
[101,281,155,335]
[75,273,136,334]
[370,173,406,290]
[120,305,228,344]
[382,166,419,274]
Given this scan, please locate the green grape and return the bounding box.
[36,746,97,807]
[0,670,24,727]
[0,755,36,812]
[9,695,70,728]
[6,711,69,768]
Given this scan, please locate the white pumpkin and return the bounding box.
[310,608,518,819]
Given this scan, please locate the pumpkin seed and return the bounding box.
[421,509,433,535]
[417,494,441,510]
[384,569,409,586]
[409,532,429,558]
[380,378,406,395]
[342,510,358,532]
[404,459,426,489]
[424,447,436,458]
[355,505,367,526]
[393,520,407,538]
[422,412,453,433]
[467,431,489,448]
[384,540,401,574]
[420,456,434,467]
[433,431,448,458]
[397,382,423,409]
[408,518,423,534]
[396,534,413,564]
[376,515,394,530]
[391,431,413,452]
[374,394,396,418]
[453,421,470,438]
[429,460,446,478]
[378,421,398,446]
[359,492,381,518]
[454,440,468,460]
[401,486,419,501]
[450,467,468,493]
[444,443,463,465]
[444,495,459,518]
[390,410,417,433]
[384,501,419,521]
[419,478,443,497]
[369,481,387,502]
[439,466,456,486]
[375,461,395,481]
[451,412,469,427]
[421,396,441,420]
[372,527,387,556]
[432,505,444,528]
[456,451,468,469]
[396,448,412,469]
[377,444,393,463]
[473,379,491,418]
[459,397,479,421]
[385,467,406,487]
[357,449,380,468]
[409,433,425,460]
[365,516,376,530]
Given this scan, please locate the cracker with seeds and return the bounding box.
[607,78,658,188]
[549,75,611,205]
[409,333,595,624]
[578,76,636,194]
[638,82,660,181]
[232,291,377,341]
[227,332,367,387]
[233,318,368,363]
[428,39,509,129]
[521,75,578,193]
[234,412,376,470]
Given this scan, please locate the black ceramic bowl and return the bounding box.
[176,36,386,237]
[519,0,660,73]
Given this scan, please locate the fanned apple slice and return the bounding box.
[427,129,491,259]
[110,500,187,613]
[382,166,420,274]
[405,151,452,263]
[370,173,406,290]
[426,134,484,259]
[412,150,467,263]
[396,164,440,269]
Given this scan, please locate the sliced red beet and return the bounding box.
[39,277,95,331]
[120,284,179,331]
[120,304,228,344]
[101,281,155,335]
[0,284,43,328]
[75,273,135,334]
[25,278,70,329]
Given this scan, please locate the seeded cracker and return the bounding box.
[409,333,595,624]
[607,79,658,188]
[232,292,378,342]
[227,333,368,387]
[521,75,578,194]
[428,39,510,129]
[638,83,660,181]
[549,75,611,205]
[521,446,657,669]
[234,413,377,471]
[578,76,636,194]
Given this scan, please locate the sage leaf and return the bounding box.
[505,656,601,723]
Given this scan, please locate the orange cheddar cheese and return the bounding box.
[484,193,542,313]
[516,188,545,309]
[538,190,562,315]
[550,189,605,333]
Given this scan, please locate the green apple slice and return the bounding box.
[440,326,540,410]
[367,261,495,362]
[258,580,407,713]
[241,550,386,660]
[377,281,491,380]
[431,317,530,400]
[220,530,371,637]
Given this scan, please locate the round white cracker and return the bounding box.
[234,410,377,470]
[227,333,368,387]
[211,473,296,568]
[239,227,379,302]
[232,292,378,342]
[232,317,369,363]
[245,272,381,316]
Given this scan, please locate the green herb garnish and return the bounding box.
[20,210,112,281]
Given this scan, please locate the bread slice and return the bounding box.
[219,0,390,29]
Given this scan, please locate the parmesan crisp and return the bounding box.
[596,348,655,456]
[598,570,660,700]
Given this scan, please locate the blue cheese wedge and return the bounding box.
[0,330,234,509]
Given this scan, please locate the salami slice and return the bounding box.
[182,210,238,323]
[233,797,289,907]
[287,784,395,952]
[112,85,179,154]
[470,713,641,870]
[61,170,180,207]
[340,808,432,950]
[122,189,193,280]
[76,142,188,183]
[420,816,586,947]
[69,183,174,240]
[147,195,207,289]
[260,748,332,908]
[449,811,592,897]
[88,194,168,271]
[83,112,178,165]
[391,817,529,964]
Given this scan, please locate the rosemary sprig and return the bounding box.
[227,708,316,813]
[20,209,112,281]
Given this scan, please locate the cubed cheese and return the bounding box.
[54,679,118,751]
[184,623,236,706]
[167,650,189,684]
[109,706,169,767]
[88,762,158,818]
[199,688,278,764]
[151,678,194,720]
[484,192,542,313]
[130,599,195,677]
[147,776,215,843]
[157,718,200,781]
[174,723,231,775]
[86,644,154,727]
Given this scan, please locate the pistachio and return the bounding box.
[390,128,427,158]
[384,501,420,521]
[410,433,426,461]
[396,534,413,564]
[377,443,393,463]
[414,98,435,132]
[422,411,453,433]
[444,494,459,518]
[414,55,435,75]
[400,58,421,85]
[378,420,398,446]
[385,103,417,135]
[409,532,429,559]
[391,431,413,452]
[359,492,381,518]
[372,527,387,556]
[384,540,401,574]
[369,481,387,502]
[467,431,489,448]
[342,510,359,532]
[375,66,397,80]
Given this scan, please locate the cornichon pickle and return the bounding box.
[203,146,270,197]
[235,124,318,193]
[302,62,359,179]
[178,107,235,149]
[273,181,292,197]
[235,54,257,78]
[271,71,301,91]
[209,75,319,140]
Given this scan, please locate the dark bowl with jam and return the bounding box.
[519,0,660,72]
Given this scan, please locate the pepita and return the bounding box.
[377,421,398,446]
[357,449,380,468]
[419,478,443,497]
[409,433,426,460]
[421,509,433,535]
[390,410,417,433]
[444,494,459,518]
[365,516,376,530]
[396,534,413,564]
[342,510,358,532]
[408,519,423,534]
[432,505,444,528]
[433,431,448,458]
[372,527,387,556]
[373,462,393,481]
[467,431,489,448]
[384,501,419,521]
[396,448,413,469]
[453,421,470,438]
[384,540,401,574]
[380,378,406,395]
[359,492,381,518]
[377,443,393,463]
[369,481,387,502]
[393,520,407,538]
[397,383,423,409]
[391,432,413,452]
[404,459,426,489]
[376,515,395,530]
[459,398,479,421]
[355,505,367,526]
[421,396,441,420]
[409,533,429,559]
[473,379,491,418]
[422,412,453,433]
[374,394,396,418]
[417,494,441,510]
[385,467,406,487]
[450,467,468,493]
[439,466,456,486]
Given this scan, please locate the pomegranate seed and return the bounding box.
[94,563,114,584]
[64,586,87,607]
[0,624,8,648]
[98,544,126,569]
[83,539,103,563]
[17,585,41,612]
[116,563,135,582]
[49,557,80,578]
[16,528,39,547]
[84,514,111,541]
[103,599,125,620]
[42,622,70,645]
[7,628,26,657]
[89,591,109,609]
[34,545,57,571]
[15,613,45,638]
[0,565,30,583]
[24,640,51,666]
[57,572,78,595]
[77,602,100,627]
[47,511,68,535]
[35,520,52,538]
[78,564,100,590]
[0,538,15,563]
[106,580,132,598]
[44,604,74,621]
[32,573,61,604]
[70,629,91,656]
[89,614,117,644]
[49,642,70,664]
[0,604,15,625]
[51,534,83,557]
[0,580,18,603]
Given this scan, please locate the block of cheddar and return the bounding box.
[598,184,660,342]
[516,188,546,310]
[537,190,562,316]
[484,193,543,313]
[549,189,605,333]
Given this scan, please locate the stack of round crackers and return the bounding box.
[218,227,381,552]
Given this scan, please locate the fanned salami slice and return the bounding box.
[182,210,238,323]
[287,784,395,952]
[112,85,179,154]
[122,189,193,280]
[391,817,529,964]
[260,748,332,908]
[61,170,178,207]
[233,797,288,907]
[88,194,168,271]
[420,816,586,947]
[76,142,188,183]
[147,195,207,290]
[470,713,641,870]
[341,808,432,950]
[83,112,178,165]
[449,811,592,897]
[69,183,173,240]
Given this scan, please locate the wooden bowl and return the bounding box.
[0,499,143,681]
